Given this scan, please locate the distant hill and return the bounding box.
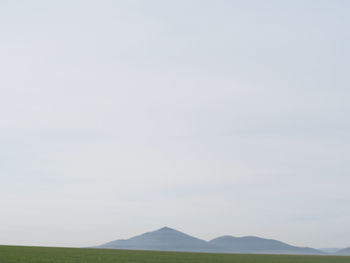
[209,235,322,254]
[335,247,350,255]
[99,227,211,252]
[97,227,324,255]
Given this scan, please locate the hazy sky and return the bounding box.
[1,0,349,248]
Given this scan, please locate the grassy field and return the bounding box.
[0,245,349,263]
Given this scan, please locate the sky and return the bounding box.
[0,0,349,249]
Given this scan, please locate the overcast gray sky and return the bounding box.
[1,0,349,249]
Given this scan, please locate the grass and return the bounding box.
[0,245,349,263]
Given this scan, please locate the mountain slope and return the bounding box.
[98,227,211,252]
[209,235,322,254]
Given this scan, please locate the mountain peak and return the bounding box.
[157,227,176,232]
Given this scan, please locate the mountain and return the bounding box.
[97,227,324,255]
[335,247,350,255]
[98,227,212,252]
[209,235,322,254]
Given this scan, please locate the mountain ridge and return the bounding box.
[97,227,325,255]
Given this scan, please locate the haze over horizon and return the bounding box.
[1,0,349,249]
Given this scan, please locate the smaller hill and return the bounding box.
[209,235,322,254]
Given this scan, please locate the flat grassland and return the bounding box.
[0,245,349,263]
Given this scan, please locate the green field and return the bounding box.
[0,245,349,263]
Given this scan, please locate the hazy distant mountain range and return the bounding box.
[319,248,342,253]
[97,227,330,255]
